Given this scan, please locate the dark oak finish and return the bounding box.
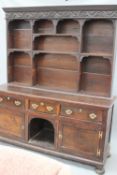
[0,5,117,174]
[0,108,25,139]
[59,117,103,160]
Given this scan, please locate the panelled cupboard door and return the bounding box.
[0,108,25,140]
[59,117,103,160]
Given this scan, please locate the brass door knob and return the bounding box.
[89,113,97,120]
[65,109,73,115]
[59,133,62,139]
[31,103,39,109]
[46,106,54,112]
[14,100,22,106]
[79,108,83,113]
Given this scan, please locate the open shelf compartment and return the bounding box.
[33,19,54,34]
[8,52,33,85]
[33,53,80,92]
[29,118,55,149]
[82,19,114,54]
[80,56,111,96]
[8,20,32,49]
[57,19,80,34]
[33,36,79,53]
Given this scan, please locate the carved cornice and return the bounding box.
[5,10,117,20]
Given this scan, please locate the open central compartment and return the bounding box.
[34,53,80,92]
[29,118,55,149]
[33,36,79,53]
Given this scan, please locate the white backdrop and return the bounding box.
[0,0,117,142]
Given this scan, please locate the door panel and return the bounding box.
[59,117,103,160]
[0,108,25,139]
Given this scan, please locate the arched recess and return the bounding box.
[82,19,114,54]
[8,20,31,49]
[33,19,54,33]
[29,118,55,149]
[80,56,111,96]
[57,19,80,34]
[8,51,32,85]
[33,53,79,91]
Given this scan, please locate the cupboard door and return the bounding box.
[0,108,25,139]
[59,117,103,160]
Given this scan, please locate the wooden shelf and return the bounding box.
[8,81,33,87]
[81,72,111,77]
[81,52,113,58]
[8,48,31,53]
[33,33,80,38]
[79,90,110,97]
[33,50,79,56]
[82,72,111,76]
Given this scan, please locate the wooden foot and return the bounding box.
[95,167,105,175]
[107,145,111,158]
[107,152,111,158]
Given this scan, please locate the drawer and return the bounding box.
[0,94,25,110]
[61,104,103,122]
[30,99,60,115]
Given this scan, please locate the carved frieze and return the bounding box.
[6,10,117,20]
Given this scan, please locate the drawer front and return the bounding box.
[0,108,25,139]
[30,99,60,115]
[0,94,25,110]
[61,104,103,122]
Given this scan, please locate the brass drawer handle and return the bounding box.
[0,97,3,102]
[7,96,11,100]
[89,113,97,120]
[65,109,73,115]
[31,103,39,109]
[39,102,45,106]
[14,100,22,106]
[46,106,54,112]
